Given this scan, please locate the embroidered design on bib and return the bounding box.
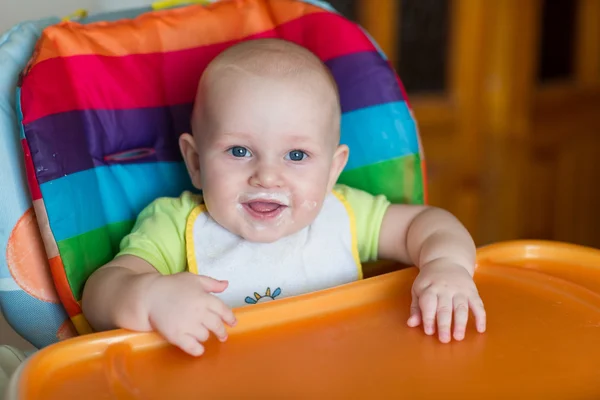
[245,287,282,305]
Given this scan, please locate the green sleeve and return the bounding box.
[116,191,199,275]
[334,184,391,263]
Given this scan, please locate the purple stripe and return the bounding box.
[24,104,192,184]
[325,51,403,113]
[24,51,401,184]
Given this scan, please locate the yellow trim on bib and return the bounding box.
[332,190,363,280]
[185,204,207,275]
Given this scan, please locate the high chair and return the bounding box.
[1,1,600,398]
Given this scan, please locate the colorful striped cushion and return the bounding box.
[17,0,425,335]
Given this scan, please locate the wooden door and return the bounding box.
[355,0,600,248]
[356,0,489,243]
[517,0,600,248]
[474,0,600,247]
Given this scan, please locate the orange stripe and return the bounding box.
[33,0,326,66]
[48,256,81,317]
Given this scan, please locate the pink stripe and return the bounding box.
[21,13,376,124]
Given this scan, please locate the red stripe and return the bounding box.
[21,13,376,124]
[21,139,42,200]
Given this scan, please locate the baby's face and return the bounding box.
[191,71,346,243]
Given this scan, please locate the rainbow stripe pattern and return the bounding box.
[17,0,425,336]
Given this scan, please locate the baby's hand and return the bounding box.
[144,273,237,356]
[407,259,486,343]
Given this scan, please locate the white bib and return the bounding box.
[185,191,362,308]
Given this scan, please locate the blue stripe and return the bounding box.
[341,101,418,171]
[0,84,32,278]
[16,88,26,139]
[299,0,339,14]
[41,162,195,242]
[41,102,418,241]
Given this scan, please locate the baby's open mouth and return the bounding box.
[242,200,287,220]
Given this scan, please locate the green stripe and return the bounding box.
[338,155,424,204]
[57,220,134,300]
[55,154,424,301]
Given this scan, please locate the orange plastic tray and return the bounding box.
[10,240,600,399]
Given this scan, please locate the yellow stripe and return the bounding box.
[71,313,94,335]
[332,190,363,280]
[151,0,209,10]
[61,9,88,21]
[185,204,207,275]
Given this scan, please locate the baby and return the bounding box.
[81,38,486,356]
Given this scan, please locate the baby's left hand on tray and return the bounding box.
[407,259,486,343]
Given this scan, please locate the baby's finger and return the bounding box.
[418,291,438,336]
[207,296,237,327]
[407,294,422,327]
[197,275,229,294]
[469,296,487,333]
[169,333,205,357]
[190,325,210,343]
[436,294,453,343]
[203,311,229,342]
[452,294,469,341]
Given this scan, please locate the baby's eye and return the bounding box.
[228,146,251,158]
[286,150,307,161]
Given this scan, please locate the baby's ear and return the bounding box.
[327,144,349,191]
[179,133,203,190]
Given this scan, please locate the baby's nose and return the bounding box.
[249,162,283,188]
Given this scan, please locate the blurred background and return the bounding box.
[2,0,599,248]
[1,0,600,347]
[337,0,600,250]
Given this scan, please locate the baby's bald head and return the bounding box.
[191,38,341,144]
[204,38,334,78]
[179,39,351,242]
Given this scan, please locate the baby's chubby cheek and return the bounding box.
[293,197,322,225]
[300,199,318,211]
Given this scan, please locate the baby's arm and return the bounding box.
[82,256,149,332]
[377,204,486,342]
[82,255,237,356]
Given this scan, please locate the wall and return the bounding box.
[0,0,153,33]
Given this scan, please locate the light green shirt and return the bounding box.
[117,184,390,275]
